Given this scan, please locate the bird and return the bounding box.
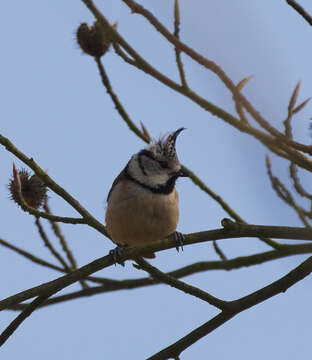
[105,128,188,259]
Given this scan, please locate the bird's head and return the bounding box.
[126,128,188,193]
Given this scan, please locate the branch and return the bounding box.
[0,295,50,347]
[135,257,229,310]
[0,237,114,287]
[7,242,312,311]
[0,133,107,236]
[185,167,281,248]
[122,0,312,162]
[147,255,312,359]
[173,0,188,89]
[234,75,253,124]
[286,0,312,26]
[94,57,148,142]
[290,162,312,200]
[42,201,86,288]
[266,156,311,227]
[0,237,63,272]
[35,217,71,271]
[1,222,312,311]
[14,186,86,225]
[35,215,89,290]
[212,240,227,260]
[82,0,308,169]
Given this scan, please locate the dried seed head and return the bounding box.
[9,168,47,209]
[76,21,116,58]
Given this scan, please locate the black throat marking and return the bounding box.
[125,161,178,195]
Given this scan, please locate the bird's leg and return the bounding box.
[174,231,184,252]
[109,244,128,266]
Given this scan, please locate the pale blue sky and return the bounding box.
[1,1,312,359]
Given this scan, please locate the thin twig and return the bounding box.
[112,42,138,66]
[0,294,50,347]
[266,156,311,228]
[212,240,227,260]
[0,237,113,286]
[284,81,299,138]
[289,163,312,200]
[184,166,281,249]
[135,257,229,310]
[94,57,148,142]
[286,0,312,26]
[15,189,86,224]
[281,84,312,207]
[0,238,63,272]
[35,217,71,271]
[234,75,253,124]
[43,202,79,272]
[37,210,89,290]
[173,0,188,89]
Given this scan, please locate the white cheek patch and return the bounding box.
[128,155,170,187]
[128,156,145,182]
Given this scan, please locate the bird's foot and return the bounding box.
[109,245,127,266]
[174,231,184,253]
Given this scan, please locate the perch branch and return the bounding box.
[7,242,312,311]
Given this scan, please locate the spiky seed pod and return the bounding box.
[9,169,47,209]
[76,21,114,57]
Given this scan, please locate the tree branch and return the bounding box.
[0,294,50,347]
[212,240,227,260]
[0,237,63,272]
[122,0,312,163]
[43,201,80,273]
[147,255,312,359]
[82,0,305,169]
[94,57,148,142]
[286,0,312,26]
[6,242,312,311]
[173,0,188,89]
[135,257,229,310]
[0,133,108,236]
[35,217,71,271]
[35,216,89,290]
[1,222,312,311]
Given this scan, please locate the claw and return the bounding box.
[174,231,184,253]
[109,245,126,266]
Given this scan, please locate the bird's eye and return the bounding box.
[159,160,169,168]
